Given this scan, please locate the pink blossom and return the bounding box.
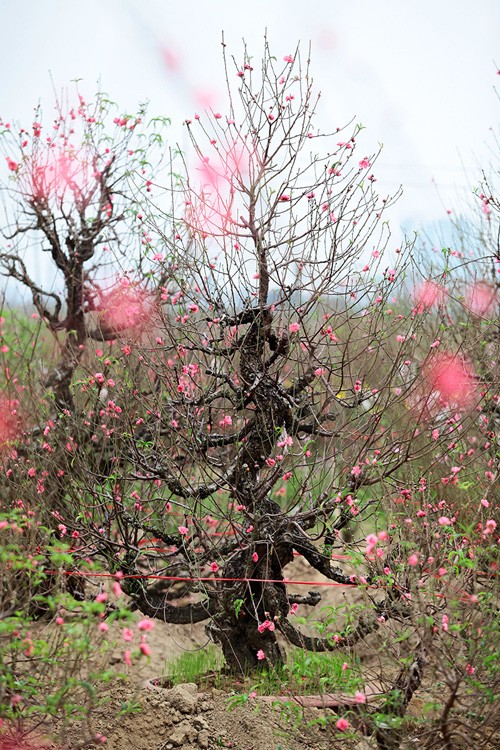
[160,45,180,71]
[365,533,378,555]
[481,199,491,216]
[355,691,366,703]
[122,628,134,642]
[465,282,497,318]
[139,642,152,657]
[178,525,189,535]
[438,516,452,526]
[6,157,19,172]
[290,603,299,615]
[252,551,259,562]
[283,55,294,63]
[258,619,275,633]
[289,321,300,333]
[112,581,123,597]
[123,650,132,666]
[408,553,419,566]
[98,622,109,632]
[95,592,108,603]
[98,279,154,335]
[483,519,497,535]
[256,649,266,660]
[359,157,371,169]
[209,561,219,572]
[24,145,99,203]
[425,353,475,406]
[279,194,290,202]
[336,718,350,731]
[137,618,155,632]
[413,280,445,313]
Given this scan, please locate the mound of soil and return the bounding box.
[86,681,356,750]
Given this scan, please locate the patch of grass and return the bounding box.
[255,648,362,696]
[164,645,362,697]
[163,645,224,687]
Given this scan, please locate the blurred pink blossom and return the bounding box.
[336,718,350,731]
[424,353,476,407]
[465,282,497,318]
[97,278,154,335]
[413,280,446,313]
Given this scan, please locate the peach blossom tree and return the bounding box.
[1,43,499,750]
[0,89,169,410]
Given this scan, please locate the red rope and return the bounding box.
[43,569,369,587]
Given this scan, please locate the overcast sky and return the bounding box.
[0,0,498,235]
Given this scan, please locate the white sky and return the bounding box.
[0,0,498,235]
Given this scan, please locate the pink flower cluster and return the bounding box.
[365,530,387,556]
[257,619,275,633]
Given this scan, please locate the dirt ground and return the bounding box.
[1,558,404,750]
